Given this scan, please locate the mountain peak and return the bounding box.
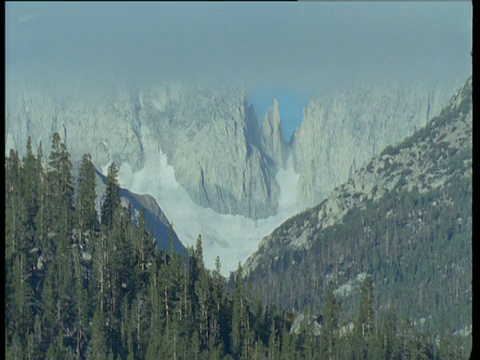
[261,99,289,168]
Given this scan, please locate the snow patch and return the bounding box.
[116,126,300,276]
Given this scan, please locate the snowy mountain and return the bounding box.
[5,79,463,274]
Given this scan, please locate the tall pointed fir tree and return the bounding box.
[101,161,121,230]
[353,275,375,359]
[46,131,76,353]
[75,153,97,248]
[5,144,35,347]
[33,141,49,276]
[22,136,39,243]
[323,280,341,360]
[194,235,212,350]
[93,161,121,326]
[231,261,247,357]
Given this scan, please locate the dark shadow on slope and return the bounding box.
[94,167,185,256]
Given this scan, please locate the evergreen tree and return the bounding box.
[357,275,375,339]
[383,302,399,360]
[75,153,97,246]
[73,248,89,359]
[194,235,212,350]
[268,319,280,360]
[101,162,121,229]
[47,131,75,237]
[89,308,108,360]
[5,149,22,262]
[22,136,39,239]
[323,280,341,360]
[210,256,225,350]
[135,208,155,274]
[231,262,247,357]
[5,149,33,341]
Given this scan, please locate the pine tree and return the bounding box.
[73,248,89,359]
[231,261,246,357]
[44,132,76,344]
[382,301,399,360]
[357,275,375,339]
[47,131,75,237]
[301,305,319,360]
[210,256,225,350]
[93,228,108,313]
[89,308,108,360]
[132,291,148,359]
[268,319,280,360]
[5,150,21,262]
[39,260,59,352]
[22,136,39,240]
[323,280,341,360]
[75,153,97,247]
[101,162,121,229]
[5,151,33,340]
[280,326,296,360]
[194,235,211,350]
[135,208,155,274]
[33,141,48,271]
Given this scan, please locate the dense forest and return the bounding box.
[5,133,470,359]
[245,174,472,350]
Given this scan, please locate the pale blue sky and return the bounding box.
[6,2,472,139]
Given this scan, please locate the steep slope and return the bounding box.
[291,83,454,209]
[261,98,289,169]
[244,76,472,336]
[93,167,185,255]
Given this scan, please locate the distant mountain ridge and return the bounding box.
[243,76,472,337]
[290,82,454,209]
[5,81,458,220]
[5,79,464,273]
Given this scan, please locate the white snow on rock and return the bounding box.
[117,125,300,276]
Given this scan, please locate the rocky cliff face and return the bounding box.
[135,85,281,219]
[5,85,145,171]
[5,84,280,220]
[6,78,466,275]
[261,98,289,169]
[290,83,454,209]
[245,75,472,273]
[5,80,459,224]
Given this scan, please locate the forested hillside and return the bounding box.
[5,129,468,359]
[244,77,472,357]
[5,130,471,359]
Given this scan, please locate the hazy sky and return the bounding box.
[6,2,472,139]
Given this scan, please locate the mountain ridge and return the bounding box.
[5,81,458,219]
[243,76,472,337]
[5,79,465,273]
